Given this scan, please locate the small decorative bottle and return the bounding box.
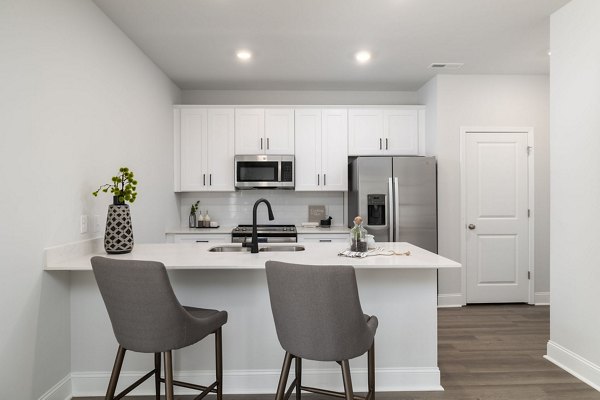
[350,216,368,252]
[197,210,204,228]
[204,210,211,228]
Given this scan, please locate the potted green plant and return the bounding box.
[93,167,138,205]
[189,201,200,228]
[92,167,138,254]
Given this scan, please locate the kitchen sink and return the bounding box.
[259,245,305,252]
[208,245,305,253]
[208,246,251,252]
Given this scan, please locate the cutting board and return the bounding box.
[308,205,326,223]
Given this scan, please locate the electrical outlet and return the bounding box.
[93,215,101,233]
[80,215,88,234]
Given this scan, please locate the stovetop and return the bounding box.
[232,224,296,234]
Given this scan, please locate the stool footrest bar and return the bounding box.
[301,385,366,400]
[113,369,156,400]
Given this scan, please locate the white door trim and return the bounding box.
[460,127,535,305]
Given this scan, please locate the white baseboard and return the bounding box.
[437,293,464,308]
[545,340,600,391]
[534,292,550,305]
[71,367,442,397]
[38,374,72,400]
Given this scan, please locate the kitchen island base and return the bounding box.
[69,268,441,396]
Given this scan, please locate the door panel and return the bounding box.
[180,108,207,191]
[466,132,529,303]
[206,109,234,191]
[235,108,264,154]
[348,109,383,155]
[384,110,419,155]
[294,109,321,191]
[265,109,294,154]
[321,109,348,191]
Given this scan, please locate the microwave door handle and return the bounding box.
[388,177,393,241]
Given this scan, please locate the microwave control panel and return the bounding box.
[281,162,293,182]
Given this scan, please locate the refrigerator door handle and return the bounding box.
[394,177,400,242]
[388,177,393,241]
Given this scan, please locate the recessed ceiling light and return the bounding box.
[237,50,252,61]
[355,51,371,63]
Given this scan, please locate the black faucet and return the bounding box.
[242,198,275,253]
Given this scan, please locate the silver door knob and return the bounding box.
[468,224,476,230]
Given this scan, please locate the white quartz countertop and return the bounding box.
[165,226,235,234]
[165,226,350,235]
[45,242,460,271]
[296,226,350,234]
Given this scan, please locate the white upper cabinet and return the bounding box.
[348,108,424,156]
[265,109,294,154]
[295,109,347,191]
[235,108,294,154]
[175,107,234,192]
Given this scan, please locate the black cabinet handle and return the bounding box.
[267,137,270,150]
[319,239,332,242]
[386,138,389,150]
[260,138,263,150]
[324,174,326,186]
[209,174,212,186]
[195,240,209,243]
[203,174,206,186]
[317,174,320,185]
[380,138,382,150]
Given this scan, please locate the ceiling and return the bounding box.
[93,0,570,91]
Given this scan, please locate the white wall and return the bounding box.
[546,0,600,390]
[417,76,438,156]
[182,89,419,105]
[419,75,550,305]
[0,0,180,398]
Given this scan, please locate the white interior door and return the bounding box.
[465,130,530,303]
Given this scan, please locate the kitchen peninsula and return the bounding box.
[46,241,459,396]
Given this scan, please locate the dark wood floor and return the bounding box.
[76,304,600,400]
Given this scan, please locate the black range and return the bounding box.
[231,225,297,243]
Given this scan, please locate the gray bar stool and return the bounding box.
[265,261,378,400]
[91,256,227,400]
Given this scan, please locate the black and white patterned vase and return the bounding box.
[104,204,134,254]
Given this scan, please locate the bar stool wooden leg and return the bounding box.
[368,341,375,400]
[164,351,174,400]
[340,360,354,400]
[295,357,302,400]
[215,328,223,400]
[106,346,126,400]
[275,352,293,400]
[154,352,161,400]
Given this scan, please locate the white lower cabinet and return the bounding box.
[167,234,231,243]
[297,233,348,243]
[294,109,347,191]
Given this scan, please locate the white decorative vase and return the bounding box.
[104,202,134,254]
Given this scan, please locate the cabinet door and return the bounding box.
[383,109,419,155]
[297,234,348,243]
[321,109,348,191]
[348,109,384,155]
[235,108,264,154]
[172,234,230,243]
[180,108,208,191]
[265,108,294,154]
[206,109,235,191]
[294,109,322,191]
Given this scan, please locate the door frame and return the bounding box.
[460,127,535,305]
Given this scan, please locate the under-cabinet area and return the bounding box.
[173,106,425,193]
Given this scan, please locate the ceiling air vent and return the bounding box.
[428,63,464,69]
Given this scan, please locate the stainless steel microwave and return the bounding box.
[234,155,294,189]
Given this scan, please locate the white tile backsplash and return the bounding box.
[178,190,345,227]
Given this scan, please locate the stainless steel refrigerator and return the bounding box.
[348,156,437,253]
